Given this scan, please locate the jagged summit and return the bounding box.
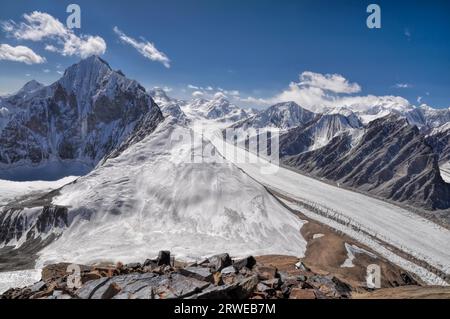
[232,101,316,130]
[0,56,163,178]
[17,80,44,94]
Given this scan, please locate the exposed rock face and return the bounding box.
[426,125,450,164]
[232,101,316,130]
[282,115,450,210]
[279,112,363,157]
[0,56,163,176]
[0,205,68,246]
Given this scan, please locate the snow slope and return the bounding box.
[0,269,41,294]
[440,162,450,183]
[0,176,78,206]
[206,126,450,277]
[35,118,306,267]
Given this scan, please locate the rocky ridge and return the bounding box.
[1,251,355,300]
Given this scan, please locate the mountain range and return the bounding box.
[0,56,449,280]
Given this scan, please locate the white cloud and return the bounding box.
[192,91,204,97]
[42,68,50,73]
[113,26,170,68]
[56,70,63,75]
[187,84,199,90]
[237,71,411,112]
[404,28,411,40]
[25,73,31,77]
[59,34,106,58]
[213,92,227,99]
[2,12,66,41]
[394,83,412,89]
[0,44,46,64]
[417,96,423,103]
[2,11,106,58]
[299,71,361,94]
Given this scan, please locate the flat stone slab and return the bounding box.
[179,266,214,283]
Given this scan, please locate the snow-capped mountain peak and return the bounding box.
[0,56,163,179]
[16,80,44,95]
[232,101,316,130]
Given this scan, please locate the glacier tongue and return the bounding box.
[36,118,306,266]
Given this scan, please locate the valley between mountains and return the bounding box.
[0,56,449,298]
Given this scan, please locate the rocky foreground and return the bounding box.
[1,251,355,299]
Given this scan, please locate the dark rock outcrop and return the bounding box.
[0,251,357,300]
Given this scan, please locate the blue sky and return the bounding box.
[0,0,449,108]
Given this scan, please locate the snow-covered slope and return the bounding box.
[149,88,188,124]
[325,96,413,125]
[0,56,163,180]
[232,101,316,131]
[279,112,363,156]
[282,115,450,210]
[0,176,78,206]
[206,128,450,281]
[440,162,450,184]
[406,105,450,129]
[27,118,306,266]
[182,95,249,122]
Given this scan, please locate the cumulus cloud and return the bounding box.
[237,71,411,112]
[113,26,170,68]
[299,71,361,94]
[2,11,106,58]
[0,44,46,64]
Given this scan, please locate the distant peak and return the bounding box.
[17,80,44,94]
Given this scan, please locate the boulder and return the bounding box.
[221,266,236,275]
[179,267,214,283]
[76,277,110,299]
[41,263,71,283]
[257,283,273,293]
[234,275,259,299]
[193,284,237,299]
[233,256,256,271]
[82,271,102,284]
[207,253,232,271]
[157,250,171,266]
[101,282,122,299]
[29,281,46,294]
[261,278,281,289]
[163,273,211,298]
[255,266,278,280]
[309,275,351,298]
